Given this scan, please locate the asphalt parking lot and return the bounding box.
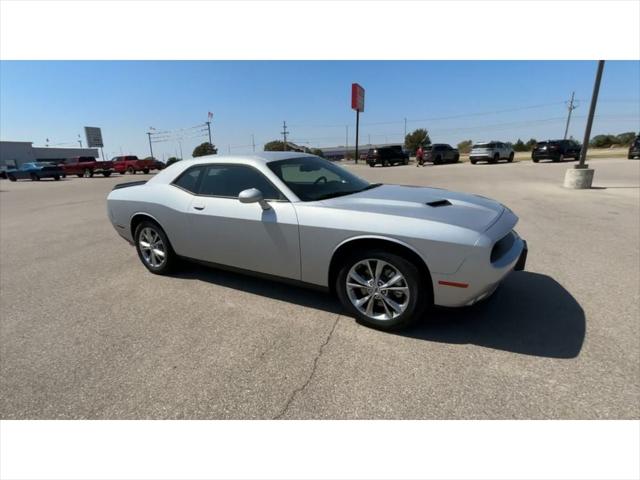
[1,157,638,419]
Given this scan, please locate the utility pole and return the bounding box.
[345,125,349,160]
[206,121,212,145]
[281,121,289,151]
[251,134,255,153]
[404,118,407,140]
[563,91,578,140]
[147,132,154,160]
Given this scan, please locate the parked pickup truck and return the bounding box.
[61,156,114,177]
[112,155,156,175]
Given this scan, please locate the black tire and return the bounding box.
[434,156,442,165]
[382,159,390,167]
[127,167,135,174]
[490,153,499,164]
[54,175,60,181]
[335,249,429,331]
[103,171,111,177]
[142,168,150,174]
[77,174,83,178]
[134,220,177,275]
[533,158,539,163]
[470,159,477,165]
[368,162,375,167]
[508,152,514,163]
[454,154,460,163]
[0,173,6,179]
[9,175,16,182]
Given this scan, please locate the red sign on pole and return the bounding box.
[351,83,365,112]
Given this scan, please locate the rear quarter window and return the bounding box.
[172,167,203,194]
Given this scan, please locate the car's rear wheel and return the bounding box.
[128,166,135,174]
[9,175,16,182]
[470,159,477,164]
[491,153,499,164]
[533,157,539,163]
[77,174,83,178]
[336,250,428,331]
[454,154,460,162]
[434,156,441,165]
[142,168,150,174]
[103,171,111,177]
[134,221,177,274]
[54,175,60,181]
[508,152,514,162]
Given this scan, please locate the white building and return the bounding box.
[0,141,100,168]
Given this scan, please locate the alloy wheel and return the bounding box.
[346,258,410,321]
[138,227,166,268]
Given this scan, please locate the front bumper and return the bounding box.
[432,209,527,307]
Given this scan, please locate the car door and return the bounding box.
[185,163,301,280]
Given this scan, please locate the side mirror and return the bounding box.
[239,188,271,210]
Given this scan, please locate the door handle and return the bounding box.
[192,203,205,211]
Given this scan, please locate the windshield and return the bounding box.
[267,156,379,201]
[473,143,491,148]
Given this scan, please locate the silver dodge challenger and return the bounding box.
[107,152,527,330]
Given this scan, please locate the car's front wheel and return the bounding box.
[508,152,514,162]
[134,221,177,274]
[336,250,428,331]
[8,175,16,182]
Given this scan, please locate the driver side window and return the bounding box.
[199,164,283,200]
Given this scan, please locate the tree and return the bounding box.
[264,140,286,151]
[590,134,619,148]
[457,140,473,154]
[513,139,528,152]
[616,131,637,146]
[166,157,181,166]
[525,138,538,150]
[310,148,325,158]
[192,142,218,157]
[404,128,431,154]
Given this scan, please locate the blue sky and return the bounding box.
[1,61,638,160]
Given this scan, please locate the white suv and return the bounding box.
[469,141,514,164]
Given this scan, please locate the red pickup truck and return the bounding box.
[61,156,114,177]
[112,155,156,175]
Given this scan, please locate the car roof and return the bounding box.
[175,152,316,167]
[147,152,318,185]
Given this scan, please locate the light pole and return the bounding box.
[563,60,605,189]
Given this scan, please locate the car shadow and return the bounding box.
[171,264,585,359]
[400,271,585,359]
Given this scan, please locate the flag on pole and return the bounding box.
[208,112,213,121]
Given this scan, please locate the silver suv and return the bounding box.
[469,141,514,165]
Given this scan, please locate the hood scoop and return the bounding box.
[426,199,452,207]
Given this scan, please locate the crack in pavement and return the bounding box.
[273,315,341,419]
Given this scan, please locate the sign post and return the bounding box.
[351,83,365,164]
[84,126,105,161]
